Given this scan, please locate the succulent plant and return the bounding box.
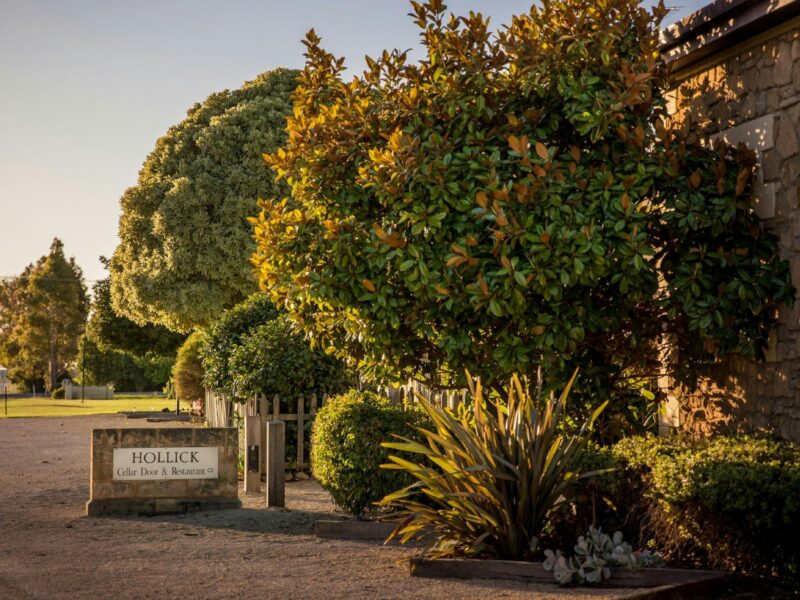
[543,527,662,585]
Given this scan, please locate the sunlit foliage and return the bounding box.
[252,1,793,404]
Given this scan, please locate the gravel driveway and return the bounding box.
[0,414,635,599]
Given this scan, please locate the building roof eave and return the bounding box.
[660,0,800,72]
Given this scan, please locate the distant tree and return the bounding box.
[0,239,88,391]
[0,266,45,391]
[110,68,298,332]
[73,267,182,392]
[75,336,172,392]
[87,273,184,358]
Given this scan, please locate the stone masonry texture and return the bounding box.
[668,23,800,441]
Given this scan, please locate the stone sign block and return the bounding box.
[86,427,241,516]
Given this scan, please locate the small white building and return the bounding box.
[0,366,7,394]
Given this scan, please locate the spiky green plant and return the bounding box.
[379,371,607,560]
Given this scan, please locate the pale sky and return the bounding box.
[0,0,706,284]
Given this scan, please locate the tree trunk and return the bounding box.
[48,339,57,392]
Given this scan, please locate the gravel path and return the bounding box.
[0,414,637,599]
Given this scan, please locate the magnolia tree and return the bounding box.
[251,0,793,406]
[111,69,298,332]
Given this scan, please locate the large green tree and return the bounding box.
[110,68,298,332]
[0,239,88,391]
[252,0,793,404]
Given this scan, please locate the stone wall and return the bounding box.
[87,427,240,516]
[665,11,800,440]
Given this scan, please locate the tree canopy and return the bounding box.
[0,239,88,390]
[199,293,278,393]
[200,293,353,399]
[87,274,184,358]
[0,265,44,391]
[110,68,298,332]
[251,0,794,402]
[76,336,172,392]
[79,272,182,392]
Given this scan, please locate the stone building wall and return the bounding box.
[662,4,800,440]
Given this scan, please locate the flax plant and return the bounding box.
[379,370,607,560]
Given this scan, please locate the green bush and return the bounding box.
[576,435,800,578]
[50,386,65,399]
[550,443,638,552]
[230,314,355,466]
[173,331,206,402]
[311,390,430,517]
[229,314,354,399]
[200,293,279,393]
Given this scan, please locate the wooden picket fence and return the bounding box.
[204,382,471,471]
[205,390,329,470]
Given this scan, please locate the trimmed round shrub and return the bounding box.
[311,391,431,517]
[109,68,298,332]
[173,331,206,402]
[50,385,65,399]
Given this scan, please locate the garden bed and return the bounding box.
[409,558,726,589]
[314,519,399,541]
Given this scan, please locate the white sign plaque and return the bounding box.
[113,447,219,481]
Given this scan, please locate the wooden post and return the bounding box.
[273,394,280,421]
[297,394,305,470]
[266,420,285,507]
[259,395,267,476]
[310,393,318,417]
[244,415,261,494]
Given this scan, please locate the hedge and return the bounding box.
[572,435,800,578]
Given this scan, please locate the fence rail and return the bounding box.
[204,382,471,472]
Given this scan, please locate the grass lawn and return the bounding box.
[0,395,189,418]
